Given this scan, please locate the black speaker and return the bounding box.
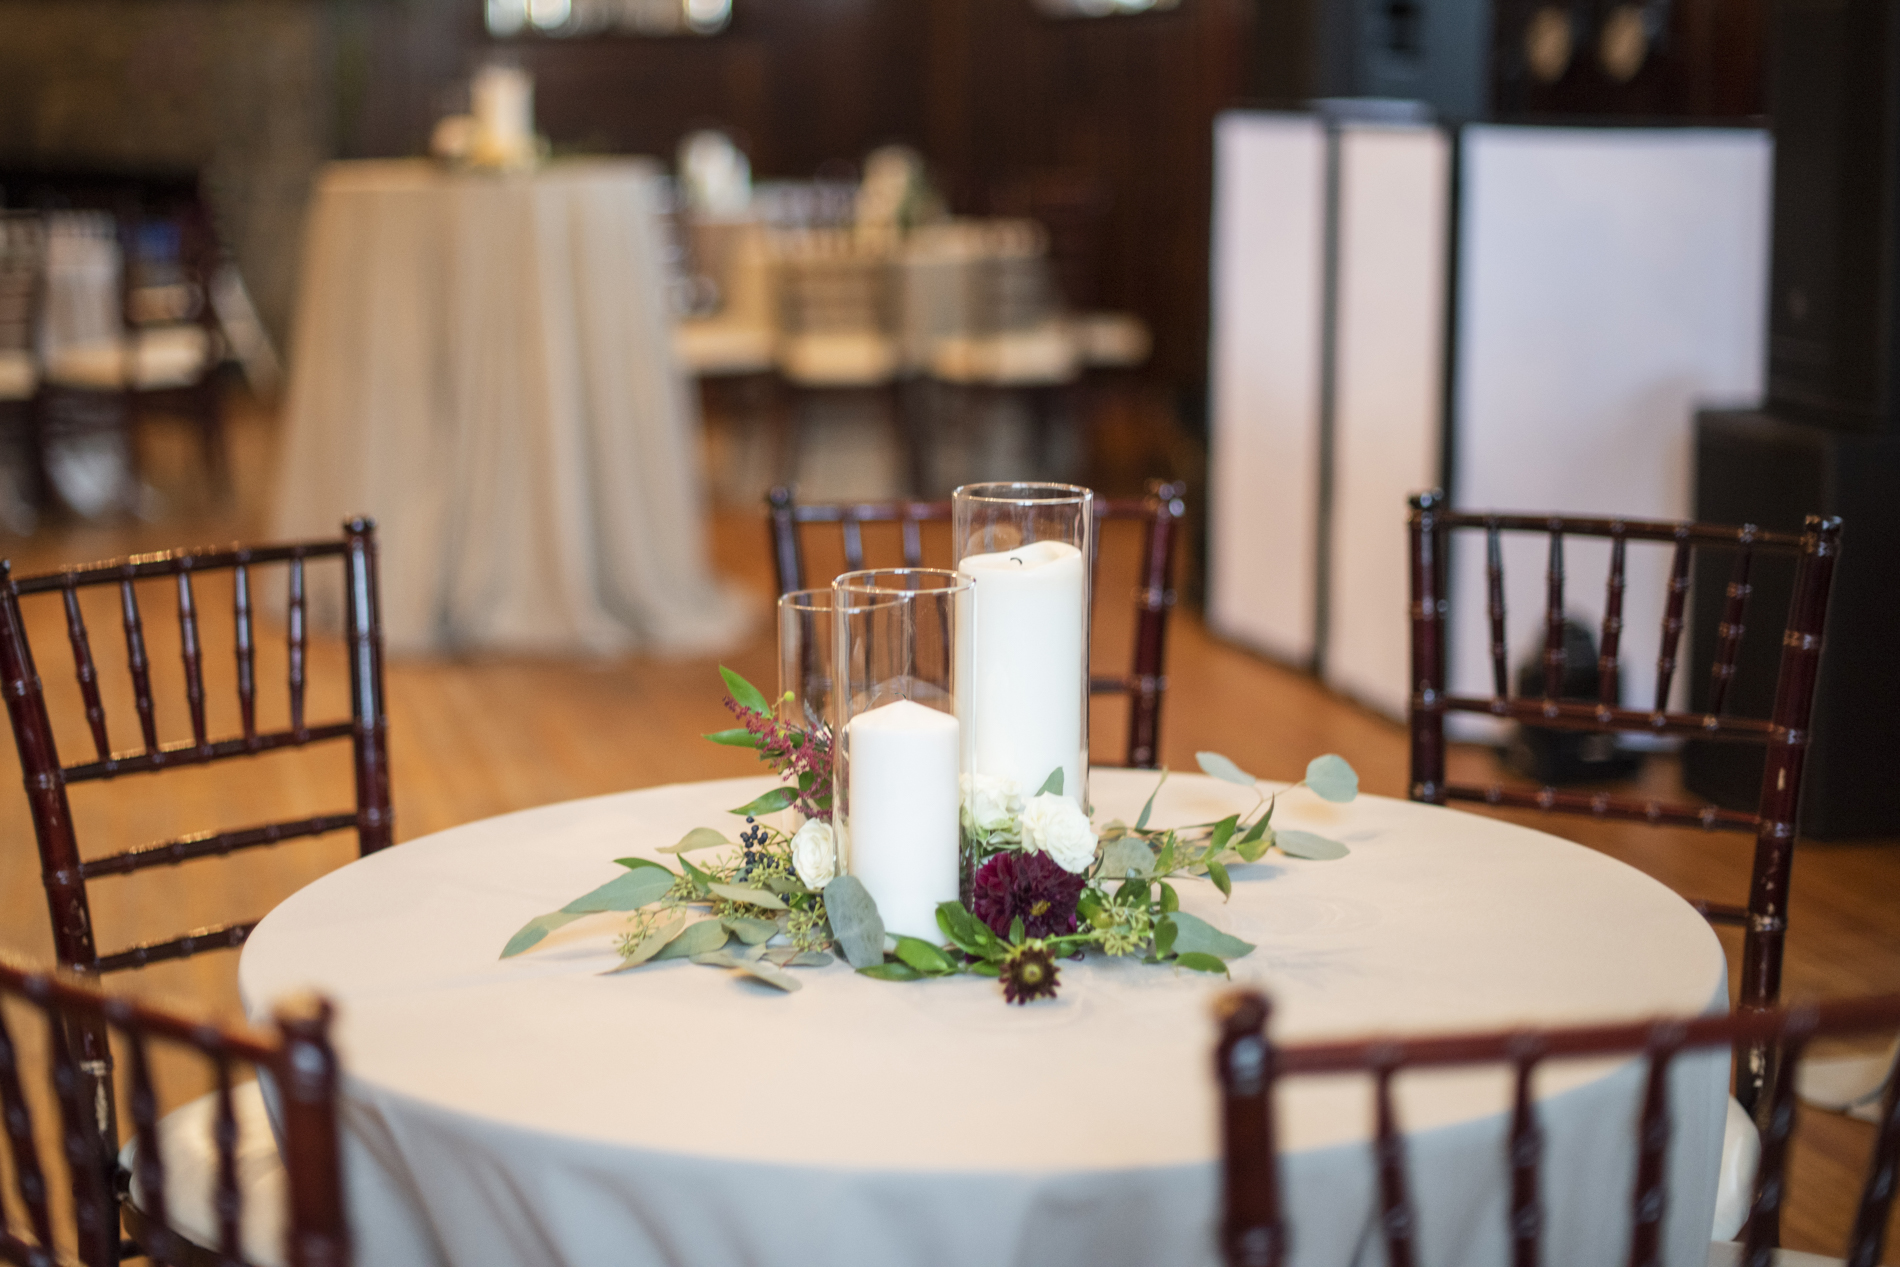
[1683,409,1900,839]
[1763,0,1900,430]
[1489,0,1765,119]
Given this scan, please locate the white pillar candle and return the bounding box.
[845,698,961,941]
[956,540,1087,803]
[471,66,534,166]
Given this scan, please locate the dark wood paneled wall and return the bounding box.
[342,0,1253,389]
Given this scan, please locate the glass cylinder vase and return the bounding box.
[951,482,1094,819]
[776,588,835,837]
[831,568,972,942]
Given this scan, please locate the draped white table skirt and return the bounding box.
[272,158,750,656]
[241,771,1729,1267]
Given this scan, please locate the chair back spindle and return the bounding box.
[1218,989,1900,1267]
[1405,492,1843,1117]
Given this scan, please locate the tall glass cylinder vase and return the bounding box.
[776,589,835,838]
[832,569,971,942]
[951,483,1094,824]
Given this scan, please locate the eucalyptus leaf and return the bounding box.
[730,957,803,992]
[500,912,582,959]
[1036,767,1065,797]
[823,875,887,969]
[765,948,834,967]
[729,786,799,817]
[703,728,762,748]
[1274,830,1350,861]
[858,961,923,982]
[719,665,773,715]
[1304,754,1360,803]
[1196,751,1258,787]
[561,867,676,915]
[1206,857,1233,899]
[1098,835,1155,881]
[1159,882,1180,913]
[893,936,955,975]
[606,912,687,971]
[722,916,780,945]
[1135,769,1168,830]
[1168,912,1254,960]
[690,950,742,968]
[708,882,789,911]
[1174,951,1232,977]
[652,919,731,961]
[761,876,811,896]
[613,857,676,876]
[660,827,730,855]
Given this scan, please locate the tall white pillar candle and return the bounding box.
[845,698,961,941]
[956,540,1087,803]
[471,66,534,167]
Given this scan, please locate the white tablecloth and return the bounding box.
[240,771,1729,1267]
[272,158,748,656]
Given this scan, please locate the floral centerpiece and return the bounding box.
[502,668,1360,1004]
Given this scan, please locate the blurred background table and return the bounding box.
[271,157,746,656]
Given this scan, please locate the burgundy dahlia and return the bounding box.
[971,850,1084,940]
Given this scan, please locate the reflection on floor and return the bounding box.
[0,390,1892,1255]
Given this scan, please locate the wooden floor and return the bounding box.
[2,397,1897,1256]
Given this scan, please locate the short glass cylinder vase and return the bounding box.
[776,588,835,837]
[951,482,1094,819]
[831,568,972,943]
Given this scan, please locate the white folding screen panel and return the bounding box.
[1322,123,1451,720]
[1207,112,1327,666]
[1450,126,1772,736]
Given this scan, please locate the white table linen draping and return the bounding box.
[272,158,748,656]
[240,770,1730,1267]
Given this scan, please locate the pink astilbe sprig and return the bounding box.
[721,692,834,822]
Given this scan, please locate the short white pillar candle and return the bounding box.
[845,698,961,941]
[957,539,1087,803]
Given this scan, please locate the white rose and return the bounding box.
[962,773,1023,833]
[1019,793,1097,875]
[790,819,836,889]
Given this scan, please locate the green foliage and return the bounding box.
[1196,751,1258,786]
[1135,769,1168,830]
[660,827,730,854]
[1273,830,1349,860]
[1305,754,1359,803]
[823,875,886,969]
[1036,767,1065,797]
[719,665,773,715]
[703,728,763,748]
[729,786,799,817]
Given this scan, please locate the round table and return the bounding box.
[239,770,1729,1267]
[271,158,748,657]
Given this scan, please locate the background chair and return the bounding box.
[0,956,346,1267]
[766,480,1184,768]
[1406,492,1842,1117]
[0,211,45,530]
[0,517,391,1188]
[33,174,230,508]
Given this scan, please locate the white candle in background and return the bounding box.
[956,540,1087,803]
[845,698,961,941]
[472,66,534,166]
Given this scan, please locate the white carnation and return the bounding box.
[1019,793,1097,875]
[962,773,1023,834]
[790,819,836,889]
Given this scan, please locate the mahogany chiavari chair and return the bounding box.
[0,956,347,1267]
[0,518,389,1216]
[1215,988,1900,1267]
[1406,492,1843,1118]
[766,479,1185,768]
